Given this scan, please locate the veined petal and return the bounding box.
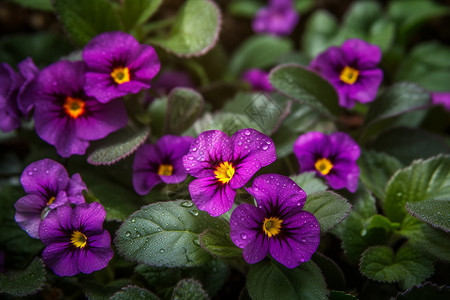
[242,232,269,264]
[230,203,264,249]
[20,159,69,196]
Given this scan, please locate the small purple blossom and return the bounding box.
[432,92,450,111]
[0,62,22,132]
[183,129,276,217]
[133,135,195,195]
[39,202,114,276]
[230,174,320,268]
[242,69,273,92]
[82,31,161,103]
[252,0,299,36]
[25,60,128,157]
[14,159,86,239]
[17,57,40,116]
[293,131,360,193]
[310,39,383,109]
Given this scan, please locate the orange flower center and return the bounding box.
[340,66,359,85]
[110,66,130,84]
[158,164,173,176]
[214,161,235,184]
[315,158,333,175]
[262,217,283,238]
[63,96,85,119]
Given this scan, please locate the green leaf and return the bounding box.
[409,41,450,69]
[358,150,403,201]
[199,229,242,259]
[406,199,450,232]
[148,0,221,57]
[115,200,229,267]
[360,244,434,289]
[312,253,346,291]
[329,291,358,300]
[87,127,150,166]
[83,279,134,300]
[368,18,396,52]
[228,0,264,18]
[290,172,328,195]
[0,258,46,297]
[53,0,122,46]
[301,9,339,58]
[172,278,208,300]
[384,155,450,223]
[228,35,293,77]
[5,0,52,11]
[119,0,162,31]
[342,0,383,37]
[396,282,450,300]
[269,64,340,118]
[247,260,328,300]
[303,191,351,233]
[166,88,204,135]
[110,286,160,300]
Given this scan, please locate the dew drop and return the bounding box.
[181,201,193,207]
[238,141,242,146]
[156,227,162,232]
[262,144,269,150]
[159,248,165,253]
[125,231,131,237]
[193,238,200,246]
[27,171,33,176]
[192,147,197,152]
[189,210,199,216]
[131,218,136,223]
[45,170,50,174]
[244,130,251,136]
[266,141,271,145]
[240,233,247,240]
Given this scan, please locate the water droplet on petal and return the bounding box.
[244,130,251,136]
[27,171,33,176]
[240,233,247,240]
[262,144,269,150]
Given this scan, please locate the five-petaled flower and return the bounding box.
[293,131,360,193]
[183,129,276,217]
[14,159,86,239]
[230,174,320,268]
[39,202,114,276]
[252,0,300,36]
[82,31,161,103]
[133,135,195,195]
[310,39,383,109]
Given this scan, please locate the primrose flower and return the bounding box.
[17,57,39,116]
[82,31,161,103]
[39,202,114,276]
[252,0,299,36]
[133,135,195,195]
[230,174,320,268]
[432,92,450,111]
[26,60,128,157]
[14,159,86,239]
[242,69,273,92]
[310,39,383,109]
[0,62,22,132]
[293,131,360,193]
[183,129,276,217]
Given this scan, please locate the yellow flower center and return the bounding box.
[214,161,235,184]
[47,196,55,205]
[110,66,131,84]
[262,217,283,238]
[158,164,173,176]
[315,158,334,175]
[63,96,85,119]
[70,231,87,248]
[339,66,359,85]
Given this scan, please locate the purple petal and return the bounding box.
[42,242,79,276]
[229,128,276,189]
[67,173,87,205]
[39,205,74,243]
[14,194,47,238]
[242,69,273,92]
[83,72,121,103]
[77,245,114,274]
[129,44,161,82]
[159,156,188,184]
[189,177,236,217]
[157,135,194,160]
[310,47,345,75]
[342,39,382,68]
[17,57,39,115]
[20,159,69,196]
[432,92,450,111]
[71,202,106,234]
[293,131,332,172]
[328,132,360,161]
[347,68,383,104]
[327,162,359,192]
[242,232,269,264]
[230,203,264,249]
[132,144,163,195]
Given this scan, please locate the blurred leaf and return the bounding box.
[301,9,339,58]
[87,127,150,166]
[228,0,263,18]
[312,253,346,291]
[279,102,336,133]
[290,172,328,195]
[368,18,396,51]
[115,200,229,268]
[329,291,358,300]
[83,279,134,300]
[53,0,122,46]
[342,0,383,37]
[119,0,162,31]
[5,0,52,10]
[409,41,450,69]
[294,0,314,13]
[166,88,204,135]
[360,244,434,289]
[199,229,242,259]
[148,0,221,57]
[0,257,46,297]
[110,286,160,300]
[247,260,328,300]
[384,155,450,223]
[303,191,351,233]
[269,64,340,118]
[406,199,450,232]
[395,282,450,299]
[171,278,208,300]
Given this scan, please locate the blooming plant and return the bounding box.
[1,0,449,299]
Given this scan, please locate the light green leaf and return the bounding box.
[166,88,204,135]
[0,258,46,297]
[228,0,264,18]
[301,9,339,58]
[110,286,160,300]
[148,0,221,57]
[290,172,328,195]
[53,0,122,46]
[269,64,340,118]
[172,279,208,300]
[342,0,383,36]
[199,229,242,259]
[247,260,328,300]
[406,199,450,232]
[115,200,229,268]
[384,155,450,223]
[410,41,450,68]
[87,127,150,166]
[360,244,434,289]
[119,0,162,31]
[368,18,395,51]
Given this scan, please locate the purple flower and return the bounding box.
[0,62,22,132]
[252,0,299,36]
[310,39,383,109]
[230,174,320,268]
[25,60,128,157]
[293,131,360,193]
[183,129,276,217]
[133,135,195,195]
[17,57,39,116]
[82,31,161,103]
[242,69,273,92]
[39,202,114,276]
[432,92,450,111]
[14,159,86,239]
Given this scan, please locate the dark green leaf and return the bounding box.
[342,0,383,36]
[360,244,434,289]
[199,229,242,259]
[87,127,150,166]
[110,285,160,300]
[0,258,46,297]
[247,260,328,300]
[312,253,346,291]
[115,200,229,267]
[303,191,351,233]
[5,0,52,11]
[269,64,340,118]
[172,278,208,300]
[368,18,395,51]
[329,291,358,300]
[119,0,162,31]
[290,172,328,195]
[396,282,450,300]
[228,0,264,18]
[410,41,450,68]
[406,199,450,232]
[166,88,204,135]
[83,279,134,300]
[148,0,221,57]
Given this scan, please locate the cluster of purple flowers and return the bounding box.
[14,159,113,276]
[253,0,299,36]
